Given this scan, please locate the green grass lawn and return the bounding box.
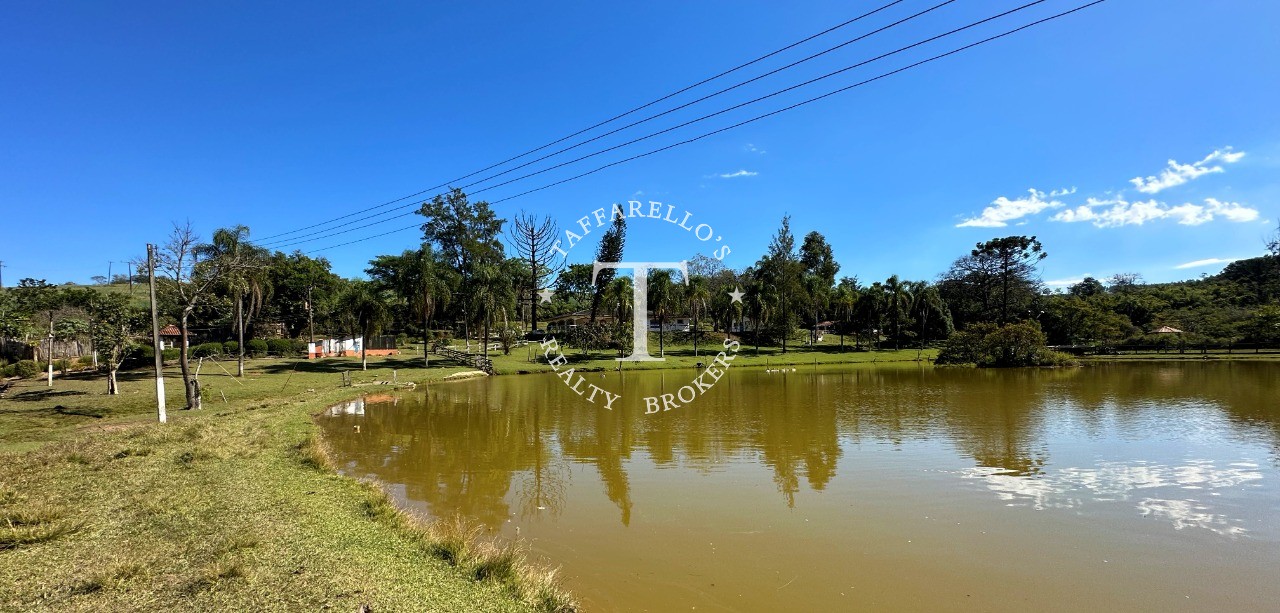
[0,356,573,612]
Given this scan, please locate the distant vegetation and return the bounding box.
[2,190,1278,379]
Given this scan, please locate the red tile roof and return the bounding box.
[159,325,181,336]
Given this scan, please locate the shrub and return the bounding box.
[77,355,95,368]
[246,339,268,357]
[395,333,409,347]
[191,343,222,358]
[431,330,453,341]
[1,364,13,377]
[13,360,40,378]
[223,341,240,355]
[265,338,303,357]
[162,348,180,362]
[936,324,993,365]
[936,322,1075,367]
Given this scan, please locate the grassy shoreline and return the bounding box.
[0,358,575,612]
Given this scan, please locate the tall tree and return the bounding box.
[267,252,341,344]
[941,235,1047,327]
[339,279,390,370]
[908,282,951,357]
[883,275,912,349]
[648,269,676,357]
[508,212,562,331]
[603,276,634,356]
[418,189,505,347]
[157,222,230,409]
[831,278,859,351]
[204,225,271,377]
[800,231,839,345]
[470,261,516,358]
[754,216,804,352]
[685,275,710,357]
[367,245,457,366]
[589,215,626,323]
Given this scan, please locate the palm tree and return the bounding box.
[909,282,950,359]
[368,246,457,367]
[744,271,773,355]
[340,280,390,370]
[831,282,858,352]
[206,225,271,377]
[648,269,674,357]
[685,275,710,357]
[803,274,829,345]
[883,275,913,350]
[859,282,886,350]
[604,276,633,356]
[470,263,515,358]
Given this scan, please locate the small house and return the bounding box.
[158,325,186,350]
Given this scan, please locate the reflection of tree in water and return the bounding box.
[515,402,569,522]
[937,369,1049,476]
[557,398,635,526]
[318,363,1280,529]
[322,382,556,528]
[746,374,841,507]
[826,367,1051,477]
[1073,363,1280,464]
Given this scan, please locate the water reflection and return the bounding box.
[319,363,1280,610]
[321,363,1279,539]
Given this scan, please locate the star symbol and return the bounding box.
[538,288,555,304]
[728,286,744,304]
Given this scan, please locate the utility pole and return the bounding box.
[108,261,114,285]
[147,244,167,423]
[0,260,5,288]
[127,261,134,293]
[46,311,54,387]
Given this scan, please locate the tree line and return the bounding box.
[3,189,1279,400]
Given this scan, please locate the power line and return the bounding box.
[255,0,913,244]
[271,0,1055,249]
[305,0,1108,254]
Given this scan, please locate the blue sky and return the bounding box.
[3,0,1277,288]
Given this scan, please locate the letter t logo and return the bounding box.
[592,261,688,361]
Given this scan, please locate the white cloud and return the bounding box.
[1045,276,1090,287]
[1174,257,1241,270]
[1203,197,1259,222]
[956,188,1066,228]
[1050,197,1259,228]
[1129,148,1245,194]
[744,143,766,154]
[716,169,758,179]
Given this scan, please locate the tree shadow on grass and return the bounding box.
[6,389,89,403]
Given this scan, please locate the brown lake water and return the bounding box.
[317,363,1280,611]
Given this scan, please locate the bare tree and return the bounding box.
[156,222,228,410]
[508,211,562,331]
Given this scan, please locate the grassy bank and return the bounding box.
[0,357,574,612]
[461,339,936,374]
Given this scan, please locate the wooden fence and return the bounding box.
[431,344,494,374]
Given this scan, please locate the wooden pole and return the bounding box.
[148,244,167,423]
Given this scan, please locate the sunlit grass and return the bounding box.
[0,356,571,611]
